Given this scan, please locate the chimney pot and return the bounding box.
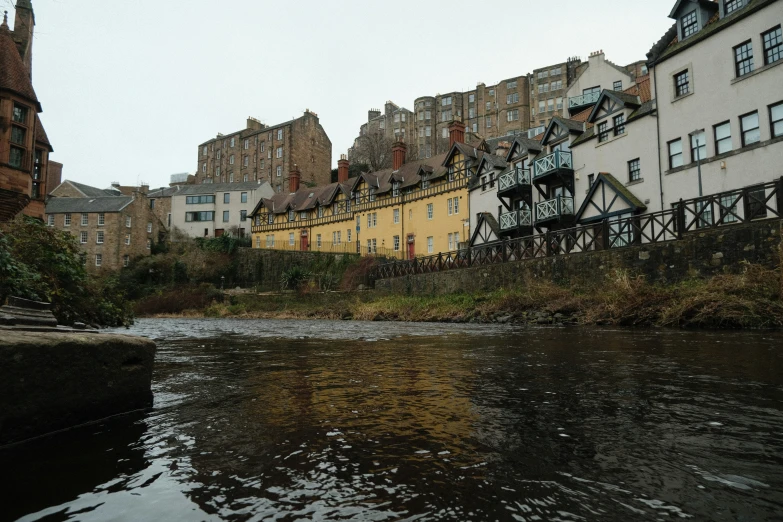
[289,166,301,193]
[337,155,350,183]
[448,121,467,147]
[392,141,407,171]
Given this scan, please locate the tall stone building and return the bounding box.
[0,2,59,221]
[195,110,332,195]
[528,58,584,131]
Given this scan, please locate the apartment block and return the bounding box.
[195,110,332,194]
[45,182,165,272]
[0,2,58,222]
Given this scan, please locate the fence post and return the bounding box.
[602,219,610,250]
[777,176,783,217]
[633,216,641,245]
[501,238,507,263]
[742,187,751,223]
[545,230,552,257]
[677,198,685,239]
[468,246,473,267]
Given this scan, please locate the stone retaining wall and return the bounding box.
[375,220,782,295]
[0,331,156,445]
[235,248,361,291]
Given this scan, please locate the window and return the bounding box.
[277,129,283,140]
[720,194,740,223]
[725,0,742,14]
[393,208,400,224]
[472,123,478,133]
[146,239,151,250]
[8,146,22,168]
[266,235,275,248]
[425,110,431,120]
[230,137,235,148]
[734,40,754,77]
[147,222,152,233]
[453,197,459,214]
[10,126,26,145]
[767,101,783,138]
[427,236,434,254]
[507,109,519,122]
[556,97,563,110]
[347,229,352,242]
[95,231,104,244]
[12,103,28,124]
[391,235,400,252]
[47,215,54,226]
[714,121,732,154]
[690,130,706,162]
[682,11,698,38]
[674,70,690,97]
[125,234,131,245]
[613,80,623,90]
[442,96,452,106]
[276,147,283,158]
[276,166,282,177]
[749,187,768,219]
[547,99,555,112]
[186,195,216,204]
[392,182,400,197]
[598,122,609,143]
[550,80,562,91]
[229,155,235,165]
[244,139,249,149]
[81,213,88,226]
[185,211,215,222]
[241,192,248,203]
[95,254,102,267]
[628,159,641,182]
[740,111,760,146]
[317,206,325,218]
[202,163,206,173]
[506,80,517,90]
[613,114,626,136]
[506,93,519,104]
[442,127,449,138]
[486,117,492,128]
[441,110,452,122]
[488,89,495,96]
[224,193,230,204]
[229,172,234,183]
[486,102,491,111]
[123,255,130,268]
[668,139,683,169]
[216,150,221,160]
[244,156,249,167]
[80,231,88,244]
[448,198,453,215]
[448,233,454,251]
[215,167,221,178]
[763,26,782,65]
[427,203,433,220]
[64,213,72,226]
[223,210,230,222]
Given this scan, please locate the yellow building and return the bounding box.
[250,123,489,259]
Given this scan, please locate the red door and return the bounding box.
[300,230,309,251]
[407,235,415,259]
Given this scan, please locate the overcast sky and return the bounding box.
[11,0,675,190]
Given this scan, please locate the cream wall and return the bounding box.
[567,53,634,101]
[653,2,783,206]
[171,183,273,238]
[469,182,500,240]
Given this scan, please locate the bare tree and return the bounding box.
[352,132,393,171]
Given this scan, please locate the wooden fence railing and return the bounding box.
[372,178,783,280]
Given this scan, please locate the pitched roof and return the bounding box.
[575,173,646,223]
[0,15,40,109]
[624,76,653,103]
[46,196,134,214]
[147,186,182,198]
[570,107,593,122]
[63,181,120,198]
[34,115,52,150]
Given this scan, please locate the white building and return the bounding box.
[171,181,274,238]
[566,51,638,117]
[648,0,783,218]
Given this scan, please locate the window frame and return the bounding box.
[733,40,754,77]
[628,158,641,182]
[80,231,88,244]
[713,121,732,155]
[674,69,690,97]
[769,101,783,138]
[681,10,698,39]
[690,130,706,162]
[597,121,609,143]
[668,138,684,169]
[96,231,104,244]
[763,25,782,66]
[740,111,760,147]
[613,114,626,136]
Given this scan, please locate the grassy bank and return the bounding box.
[141,263,783,329]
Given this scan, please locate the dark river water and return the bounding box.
[3,319,783,521]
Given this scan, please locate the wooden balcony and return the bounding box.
[497,168,531,198]
[533,151,573,187]
[499,208,533,236]
[535,196,575,226]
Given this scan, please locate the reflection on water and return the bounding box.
[3,319,783,521]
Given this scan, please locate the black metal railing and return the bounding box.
[372,178,783,280]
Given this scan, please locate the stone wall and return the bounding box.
[375,220,782,295]
[235,248,361,291]
[0,330,155,445]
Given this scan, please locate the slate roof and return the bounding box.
[46,196,133,214]
[576,173,647,223]
[648,0,773,64]
[0,14,40,109]
[66,181,120,198]
[147,186,182,198]
[175,181,271,195]
[34,115,52,150]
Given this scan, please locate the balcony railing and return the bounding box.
[499,208,533,232]
[534,151,573,179]
[498,168,531,195]
[568,91,600,109]
[535,196,574,222]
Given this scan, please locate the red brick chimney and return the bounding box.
[337,154,349,183]
[392,141,407,171]
[289,165,300,193]
[448,121,466,147]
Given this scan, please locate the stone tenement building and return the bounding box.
[46,181,165,272]
[0,1,60,221]
[350,57,647,163]
[195,110,332,195]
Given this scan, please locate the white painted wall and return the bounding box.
[653,2,783,207]
[567,53,634,102]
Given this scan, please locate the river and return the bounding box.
[3,319,783,521]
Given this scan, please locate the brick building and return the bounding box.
[0,2,59,222]
[46,181,165,272]
[195,110,332,195]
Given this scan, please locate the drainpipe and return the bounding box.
[652,66,665,211]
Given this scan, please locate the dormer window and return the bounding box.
[12,103,28,124]
[369,187,376,202]
[289,210,295,222]
[682,11,698,38]
[318,206,325,218]
[448,166,455,182]
[392,181,400,197]
[267,213,274,224]
[422,174,430,189]
[724,0,742,15]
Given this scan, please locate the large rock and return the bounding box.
[0,330,156,445]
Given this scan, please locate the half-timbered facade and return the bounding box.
[251,124,482,258]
